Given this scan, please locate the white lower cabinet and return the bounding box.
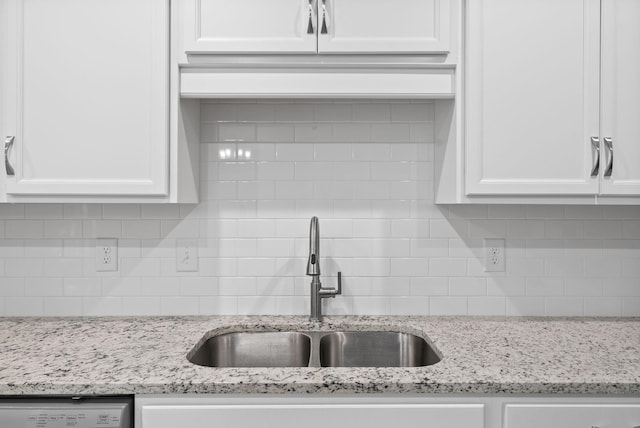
[137,396,640,428]
[137,397,485,428]
[504,404,640,428]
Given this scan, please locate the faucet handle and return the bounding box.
[319,271,343,298]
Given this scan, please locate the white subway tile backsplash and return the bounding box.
[64,278,102,296]
[622,258,640,277]
[5,297,44,316]
[545,220,584,239]
[122,297,160,315]
[102,205,141,220]
[1,100,639,317]
[43,297,83,316]
[61,239,90,258]
[429,297,467,315]
[564,278,602,296]
[429,258,467,277]
[584,297,622,316]
[430,219,467,239]
[238,296,276,315]
[506,297,546,316]
[525,278,564,296]
[468,297,505,316]
[82,297,122,316]
[334,124,371,143]
[83,220,122,238]
[6,220,44,239]
[564,206,604,220]
[506,220,545,238]
[389,296,430,315]
[25,204,64,219]
[604,206,640,219]
[449,278,487,296]
[546,297,583,316]
[622,298,640,316]
[5,258,45,277]
[545,256,584,277]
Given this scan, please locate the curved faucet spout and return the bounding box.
[306,216,320,276]
[306,216,343,322]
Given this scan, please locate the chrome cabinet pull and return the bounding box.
[590,136,600,177]
[307,0,314,34]
[4,136,15,176]
[604,136,613,177]
[320,0,328,34]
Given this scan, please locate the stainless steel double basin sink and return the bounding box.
[188,330,441,368]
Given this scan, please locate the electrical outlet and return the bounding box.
[96,238,118,272]
[176,239,199,272]
[484,238,505,272]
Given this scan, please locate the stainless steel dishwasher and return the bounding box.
[0,396,133,428]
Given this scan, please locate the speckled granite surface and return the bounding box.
[0,316,638,396]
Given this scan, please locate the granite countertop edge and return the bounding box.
[0,315,638,396]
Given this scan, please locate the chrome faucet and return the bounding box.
[306,216,342,322]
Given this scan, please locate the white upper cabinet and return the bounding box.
[2,0,169,197]
[462,0,640,201]
[180,0,451,55]
[181,0,317,54]
[317,0,450,54]
[599,0,640,196]
[464,0,601,195]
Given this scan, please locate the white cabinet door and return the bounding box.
[2,0,169,196]
[180,0,450,55]
[317,0,450,54]
[141,403,485,428]
[464,0,601,195]
[600,0,640,196]
[181,0,317,54]
[504,404,640,428]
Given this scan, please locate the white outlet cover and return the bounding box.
[95,238,118,272]
[177,239,199,272]
[484,238,505,272]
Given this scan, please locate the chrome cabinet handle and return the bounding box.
[4,136,15,176]
[307,0,314,34]
[604,136,613,177]
[590,136,600,177]
[320,0,328,34]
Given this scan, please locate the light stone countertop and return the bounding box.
[0,316,638,396]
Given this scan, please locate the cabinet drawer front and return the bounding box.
[181,0,317,54]
[505,404,640,428]
[318,0,450,54]
[142,403,485,428]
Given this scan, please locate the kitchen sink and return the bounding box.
[319,331,441,367]
[188,330,441,368]
[188,332,312,368]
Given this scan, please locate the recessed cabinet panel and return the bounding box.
[142,403,485,428]
[600,0,640,196]
[2,0,169,196]
[181,0,317,54]
[318,0,450,53]
[504,404,640,428]
[464,0,601,195]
